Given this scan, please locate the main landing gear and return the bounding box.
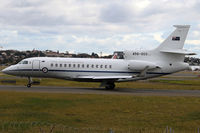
[27,77,33,88]
[101,81,115,90]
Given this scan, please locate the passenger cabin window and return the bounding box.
[78,64,80,68]
[64,64,67,67]
[87,64,89,68]
[69,64,71,67]
[109,65,112,69]
[82,64,84,68]
[91,64,94,68]
[100,65,103,68]
[51,63,53,67]
[55,64,58,67]
[105,65,107,69]
[73,64,76,68]
[60,64,62,67]
[96,65,98,68]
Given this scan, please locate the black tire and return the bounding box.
[27,84,31,88]
[105,84,115,90]
[42,67,48,73]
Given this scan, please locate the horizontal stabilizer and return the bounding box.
[160,49,196,55]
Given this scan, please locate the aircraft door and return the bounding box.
[32,60,40,76]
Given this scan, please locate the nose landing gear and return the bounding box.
[27,84,31,88]
[27,77,33,88]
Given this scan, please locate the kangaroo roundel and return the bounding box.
[42,67,48,73]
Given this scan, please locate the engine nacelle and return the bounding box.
[128,60,158,71]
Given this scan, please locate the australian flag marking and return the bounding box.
[172,36,180,41]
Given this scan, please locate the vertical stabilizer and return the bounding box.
[156,25,190,51]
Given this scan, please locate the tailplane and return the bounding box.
[124,25,195,61]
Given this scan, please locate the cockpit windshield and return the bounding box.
[18,61,22,64]
[23,61,28,64]
[112,51,124,59]
[18,60,28,64]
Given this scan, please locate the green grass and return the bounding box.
[0,91,200,132]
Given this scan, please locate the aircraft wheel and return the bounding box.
[105,83,115,90]
[27,84,32,88]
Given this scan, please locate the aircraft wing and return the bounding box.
[76,75,133,80]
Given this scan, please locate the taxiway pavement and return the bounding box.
[0,85,200,97]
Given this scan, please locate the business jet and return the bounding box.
[2,25,195,89]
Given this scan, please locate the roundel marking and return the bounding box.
[42,67,48,73]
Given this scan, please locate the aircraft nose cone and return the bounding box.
[2,68,9,74]
[2,65,18,76]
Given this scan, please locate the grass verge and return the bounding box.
[0,91,200,132]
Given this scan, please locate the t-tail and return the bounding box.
[154,25,196,63]
[124,25,195,61]
[152,25,195,73]
[124,25,195,75]
[156,25,190,51]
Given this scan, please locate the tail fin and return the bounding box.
[156,25,190,51]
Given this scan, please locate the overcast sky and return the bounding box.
[0,0,200,56]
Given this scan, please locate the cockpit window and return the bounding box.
[18,60,28,64]
[23,61,28,64]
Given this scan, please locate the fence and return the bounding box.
[0,121,199,133]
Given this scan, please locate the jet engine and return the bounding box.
[128,60,159,71]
